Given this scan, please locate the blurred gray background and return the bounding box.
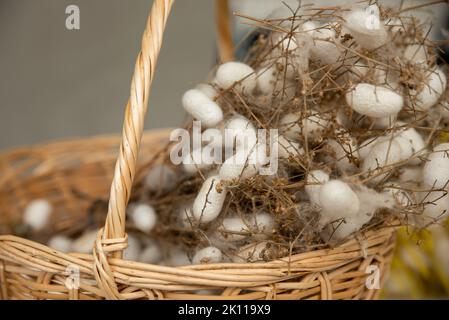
[0,0,447,149]
[0,0,216,149]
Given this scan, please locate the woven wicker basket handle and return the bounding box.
[99,0,174,254]
[99,0,234,252]
[94,0,234,298]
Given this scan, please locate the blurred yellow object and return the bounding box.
[382,220,449,299]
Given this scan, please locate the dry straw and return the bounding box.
[1,0,417,300]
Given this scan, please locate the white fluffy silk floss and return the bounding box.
[192,175,227,223]
[192,246,223,264]
[343,5,388,50]
[182,89,223,127]
[214,61,257,95]
[128,203,157,233]
[305,170,330,206]
[410,68,447,111]
[23,199,53,231]
[324,186,394,240]
[423,143,449,190]
[318,180,360,225]
[345,83,404,118]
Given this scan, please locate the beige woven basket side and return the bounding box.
[0,0,396,300]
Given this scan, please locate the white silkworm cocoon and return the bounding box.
[437,100,449,120]
[275,135,304,159]
[182,89,223,127]
[182,147,217,174]
[345,83,404,118]
[358,137,381,159]
[422,143,449,190]
[373,68,401,91]
[123,234,141,261]
[145,164,178,192]
[280,112,328,142]
[302,113,328,142]
[323,185,392,240]
[23,199,53,231]
[349,60,369,80]
[72,229,98,254]
[256,66,277,95]
[48,235,73,253]
[343,5,388,50]
[280,113,301,140]
[403,44,428,64]
[362,139,403,183]
[217,212,275,242]
[305,170,330,205]
[178,205,195,228]
[192,175,227,223]
[302,22,341,65]
[219,142,268,180]
[399,167,422,183]
[372,116,396,129]
[385,18,405,34]
[217,216,250,241]
[251,212,276,240]
[167,247,191,266]
[410,68,447,111]
[383,187,413,207]
[422,190,449,221]
[232,241,270,263]
[319,180,360,224]
[396,125,426,164]
[327,137,359,172]
[195,83,219,100]
[129,203,157,233]
[214,61,257,95]
[138,240,162,264]
[192,246,223,264]
[224,115,257,148]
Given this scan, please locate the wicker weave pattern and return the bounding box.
[0,130,395,299]
[0,0,396,300]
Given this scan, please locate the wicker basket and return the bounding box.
[0,0,396,300]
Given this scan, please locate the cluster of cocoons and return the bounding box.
[25,3,449,265]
